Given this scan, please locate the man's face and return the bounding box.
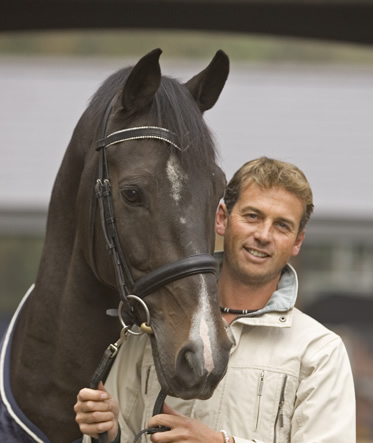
[216,183,305,287]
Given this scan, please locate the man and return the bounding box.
[75,157,356,442]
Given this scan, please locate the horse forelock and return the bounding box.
[151,76,219,174]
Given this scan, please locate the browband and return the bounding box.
[97,126,182,151]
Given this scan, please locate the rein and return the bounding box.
[90,101,218,442]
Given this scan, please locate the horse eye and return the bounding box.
[121,188,142,205]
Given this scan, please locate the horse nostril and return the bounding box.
[176,342,205,386]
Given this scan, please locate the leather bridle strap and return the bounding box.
[95,124,184,303]
[133,254,218,298]
[92,104,218,443]
[132,390,170,443]
[94,100,221,308]
[98,126,181,151]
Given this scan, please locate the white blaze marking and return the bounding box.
[166,154,187,203]
[189,276,215,374]
[166,155,215,371]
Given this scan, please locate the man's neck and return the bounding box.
[218,266,280,324]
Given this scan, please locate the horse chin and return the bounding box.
[156,365,222,401]
[150,337,227,401]
[172,374,225,400]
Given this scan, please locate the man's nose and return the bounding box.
[253,221,272,243]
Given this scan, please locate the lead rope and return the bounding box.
[90,329,127,443]
[90,329,170,443]
[132,390,170,443]
[89,329,127,391]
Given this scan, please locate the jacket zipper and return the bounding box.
[255,370,265,431]
[273,374,288,443]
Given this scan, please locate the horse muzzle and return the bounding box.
[173,338,231,399]
[150,310,232,400]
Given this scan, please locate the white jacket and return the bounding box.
[92,264,356,443]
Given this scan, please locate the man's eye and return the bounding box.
[121,188,142,205]
[247,213,257,220]
[277,222,289,230]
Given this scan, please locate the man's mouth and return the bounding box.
[246,248,269,258]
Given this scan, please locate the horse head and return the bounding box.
[79,49,232,400]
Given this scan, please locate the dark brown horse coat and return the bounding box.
[2,49,232,442]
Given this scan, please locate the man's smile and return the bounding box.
[244,247,270,259]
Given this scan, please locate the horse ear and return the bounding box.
[185,50,229,113]
[121,48,162,112]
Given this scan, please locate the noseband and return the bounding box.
[94,102,218,332]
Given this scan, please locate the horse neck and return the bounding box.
[21,133,121,356]
[10,256,120,442]
[10,139,121,441]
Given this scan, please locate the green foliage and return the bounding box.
[0,236,44,313]
[1,30,373,63]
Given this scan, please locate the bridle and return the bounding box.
[94,100,219,333]
[91,99,219,442]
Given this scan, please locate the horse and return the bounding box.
[0,48,232,442]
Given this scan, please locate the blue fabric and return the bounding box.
[0,388,43,442]
[0,286,82,442]
[0,296,50,442]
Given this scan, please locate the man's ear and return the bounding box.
[216,202,228,236]
[291,230,305,257]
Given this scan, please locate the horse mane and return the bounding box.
[87,66,220,174]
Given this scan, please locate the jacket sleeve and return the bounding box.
[232,336,355,443]
[290,335,355,442]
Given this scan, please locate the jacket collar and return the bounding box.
[253,263,298,316]
[231,264,298,329]
[214,252,299,329]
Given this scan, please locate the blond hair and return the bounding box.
[224,157,314,232]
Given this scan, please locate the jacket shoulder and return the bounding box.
[292,307,350,374]
[292,307,343,350]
